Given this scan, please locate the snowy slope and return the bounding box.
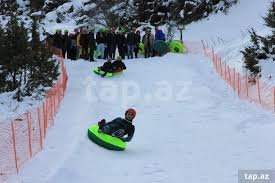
[6,54,275,183]
[183,0,273,77]
[4,0,275,183]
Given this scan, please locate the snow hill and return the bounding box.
[5,0,275,183]
[183,0,273,80]
[7,54,275,183]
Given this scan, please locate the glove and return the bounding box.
[98,119,106,129]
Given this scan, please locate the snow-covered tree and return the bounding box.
[173,0,238,26]
[0,16,59,101]
[43,0,69,13]
[29,0,45,12]
[242,1,275,76]
[262,1,275,59]
[241,29,261,75]
[0,0,18,16]
[133,0,170,26]
[264,1,275,30]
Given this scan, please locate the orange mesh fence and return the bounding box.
[0,48,68,182]
[185,40,275,112]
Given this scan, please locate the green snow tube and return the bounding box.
[88,124,127,151]
[169,40,187,53]
[139,42,145,55]
[93,67,123,77]
[153,40,169,56]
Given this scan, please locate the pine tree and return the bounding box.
[242,1,275,76]
[24,18,60,96]
[29,0,45,12]
[264,1,275,30]
[44,0,69,13]
[111,0,136,27]
[0,15,31,100]
[31,17,40,50]
[0,0,18,16]
[133,0,170,26]
[242,48,260,75]
[171,0,238,26]
[0,26,7,92]
[262,1,275,59]
[151,0,170,26]
[241,29,263,75]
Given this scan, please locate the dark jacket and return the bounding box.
[127,32,136,45]
[135,33,141,45]
[80,34,89,48]
[112,60,126,71]
[88,32,96,50]
[155,30,166,41]
[53,33,64,49]
[100,61,113,72]
[106,32,116,47]
[96,32,105,44]
[102,117,135,142]
[117,34,127,48]
[63,34,72,50]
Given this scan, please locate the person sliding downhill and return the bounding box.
[99,58,113,77]
[98,108,136,142]
[112,56,126,72]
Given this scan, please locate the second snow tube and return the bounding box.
[169,40,186,53]
[153,40,169,56]
[88,124,127,151]
[93,68,123,77]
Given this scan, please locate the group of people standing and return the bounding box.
[45,26,166,61]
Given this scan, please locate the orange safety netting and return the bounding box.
[0,48,68,182]
[185,40,275,113]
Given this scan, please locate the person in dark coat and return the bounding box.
[134,30,141,58]
[126,28,136,59]
[80,29,89,60]
[111,28,117,59]
[98,108,136,142]
[53,29,64,50]
[88,29,96,62]
[62,30,72,58]
[72,28,79,59]
[99,58,113,77]
[117,31,127,59]
[155,27,166,41]
[96,30,106,59]
[112,56,126,72]
[67,33,77,60]
[142,28,154,58]
[105,28,117,59]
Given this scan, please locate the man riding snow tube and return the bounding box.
[88,124,127,150]
[112,56,126,73]
[94,57,125,77]
[87,108,136,150]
